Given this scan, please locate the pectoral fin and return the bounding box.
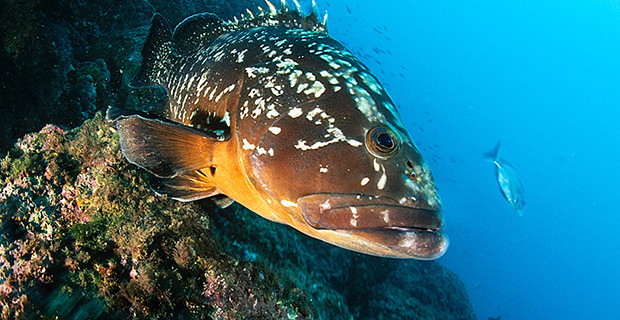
[108,107,219,178]
[153,169,221,201]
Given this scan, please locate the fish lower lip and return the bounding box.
[297,194,444,231]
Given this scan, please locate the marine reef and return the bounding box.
[1,0,477,319]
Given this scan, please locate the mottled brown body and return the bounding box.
[109,3,448,259]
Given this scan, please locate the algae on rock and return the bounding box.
[0,114,319,319]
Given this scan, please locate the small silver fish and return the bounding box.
[485,142,525,216]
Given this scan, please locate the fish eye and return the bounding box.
[366,126,400,158]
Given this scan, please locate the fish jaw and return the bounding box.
[297,193,448,259]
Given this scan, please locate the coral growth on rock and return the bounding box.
[0,115,476,319]
[0,114,314,319]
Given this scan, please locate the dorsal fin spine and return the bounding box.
[224,2,328,33]
[265,0,278,15]
[172,13,225,54]
[292,0,303,14]
[132,2,329,89]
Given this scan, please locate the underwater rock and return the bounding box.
[0,114,316,319]
[0,114,476,319]
[0,0,265,152]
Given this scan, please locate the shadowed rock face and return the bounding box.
[0,115,476,319]
[0,0,264,152]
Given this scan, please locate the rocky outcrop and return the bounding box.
[0,0,263,151]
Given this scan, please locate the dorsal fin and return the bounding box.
[130,2,328,88]
[224,0,328,34]
[172,13,226,54]
[130,13,173,88]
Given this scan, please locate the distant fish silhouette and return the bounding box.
[485,142,525,216]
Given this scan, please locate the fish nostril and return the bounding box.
[406,160,414,169]
[405,160,416,180]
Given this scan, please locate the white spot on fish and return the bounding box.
[380,209,390,223]
[288,107,303,118]
[275,58,299,71]
[319,54,333,62]
[242,139,256,151]
[319,167,328,173]
[399,232,417,248]
[377,164,387,190]
[209,86,217,100]
[294,126,362,150]
[328,61,341,69]
[268,127,281,135]
[266,109,280,119]
[303,81,326,98]
[289,70,303,87]
[294,108,362,150]
[361,177,370,186]
[245,68,256,78]
[215,83,237,102]
[270,86,284,96]
[251,98,265,118]
[319,200,331,211]
[249,88,261,98]
[196,73,210,96]
[349,206,359,226]
[350,219,357,227]
[359,72,382,94]
[221,111,230,127]
[236,48,248,63]
[306,107,323,121]
[245,66,269,78]
[350,206,359,216]
[281,200,298,208]
[256,146,268,155]
[296,82,309,93]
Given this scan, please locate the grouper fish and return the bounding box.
[108,1,448,259]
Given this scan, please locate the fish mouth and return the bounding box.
[297,193,448,259]
[297,193,444,231]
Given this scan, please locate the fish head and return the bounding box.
[249,86,447,259]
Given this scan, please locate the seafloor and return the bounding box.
[0,0,477,319]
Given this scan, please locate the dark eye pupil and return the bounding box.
[366,126,399,158]
[377,132,394,149]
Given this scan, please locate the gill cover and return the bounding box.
[249,92,372,211]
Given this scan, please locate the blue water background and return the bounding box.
[314,0,620,319]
